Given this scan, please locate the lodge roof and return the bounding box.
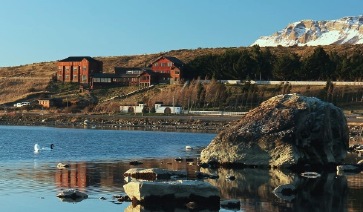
[114,67,151,75]
[140,69,157,76]
[58,56,100,63]
[92,73,119,78]
[149,56,185,69]
[92,72,141,78]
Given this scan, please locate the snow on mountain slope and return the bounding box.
[251,15,363,47]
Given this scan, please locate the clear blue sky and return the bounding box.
[0,0,362,67]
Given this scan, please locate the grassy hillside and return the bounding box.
[0,44,362,109]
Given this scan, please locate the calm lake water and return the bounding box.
[0,125,362,212]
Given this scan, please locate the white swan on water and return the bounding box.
[34,144,54,153]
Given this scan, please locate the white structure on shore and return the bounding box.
[154,102,182,114]
[120,103,146,114]
[120,102,182,114]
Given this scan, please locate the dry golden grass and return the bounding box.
[0,44,362,106]
[0,78,50,105]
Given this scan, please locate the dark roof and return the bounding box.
[58,56,100,63]
[119,73,141,78]
[92,73,120,78]
[140,69,156,76]
[149,56,185,68]
[115,67,155,75]
[164,56,184,65]
[114,67,145,71]
[114,67,145,75]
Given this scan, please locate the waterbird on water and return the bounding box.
[185,145,193,150]
[34,143,54,153]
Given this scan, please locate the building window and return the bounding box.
[161,63,167,67]
[154,63,158,67]
[82,75,87,82]
[168,62,172,67]
[73,75,78,79]
[82,66,87,71]
[65,67,69,71]
[73,67,78,71]
[58,66,62,70]
[101,78,111,83]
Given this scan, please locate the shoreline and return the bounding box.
[0,112,240,133]
[1,112,362,135]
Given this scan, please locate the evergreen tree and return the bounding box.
[301,47,333,80]
[272,53,300,80]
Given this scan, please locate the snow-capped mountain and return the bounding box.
[251,15,363,47]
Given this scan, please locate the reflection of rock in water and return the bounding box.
[125,204,142,212]
[201,167,348,211]
[293,173,348,212]
[202,168,293,200]
[273,184,296,201]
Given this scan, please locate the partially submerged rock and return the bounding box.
[56,189,88,202]
[200,94,349,169]
[124,168,187,180]
[195,171,219,179]
[129,161,143,165]
[57,163,69,169]
[273,184,296,201]
[123,180,220,209]
[300,172,321,178]
[336,164,362,175]
[220,199,241,210]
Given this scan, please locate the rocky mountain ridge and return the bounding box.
[252,15,363,47]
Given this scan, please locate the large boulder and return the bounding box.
[200,94,349,169]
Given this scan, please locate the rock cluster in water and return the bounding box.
[200,94,349,169]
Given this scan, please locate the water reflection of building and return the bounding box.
[47,159,363,211]
[53,159,199,191]
[55,163,87,190]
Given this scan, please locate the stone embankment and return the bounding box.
[0,112,239,133]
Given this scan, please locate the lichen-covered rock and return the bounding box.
[200,94,349,168]
[56,189,88,202]
[123,180,220,209]
[124,168,187,181]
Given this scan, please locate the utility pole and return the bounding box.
[172,95,175,114]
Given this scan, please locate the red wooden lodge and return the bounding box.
[56,55,185,88]
[57,56,103,85]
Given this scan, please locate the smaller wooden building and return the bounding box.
[38,99,53,108]
[148,56,185,84]
[91,68,157,88]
